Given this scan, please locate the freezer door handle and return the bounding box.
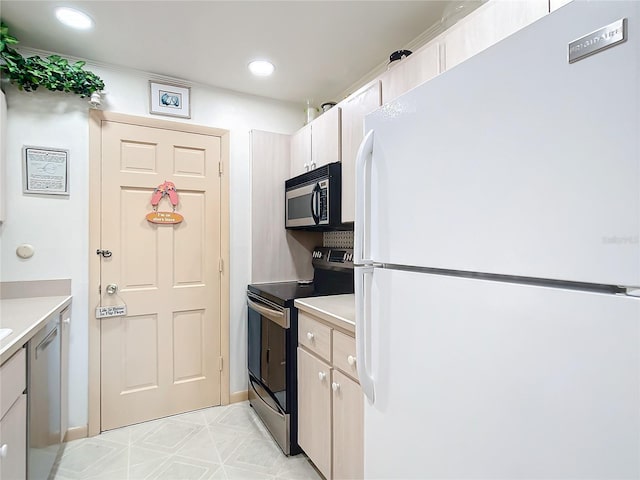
[356,265,375,402]
[354,130,374,265]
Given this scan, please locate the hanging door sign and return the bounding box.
[146,181,184,224]
[96,305,127,318]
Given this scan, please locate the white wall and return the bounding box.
[0,61,302,429]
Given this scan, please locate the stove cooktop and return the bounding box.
[247,279,352,308]
[248,246,355,307]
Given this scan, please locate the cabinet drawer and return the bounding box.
[333,330,358,381]
[0,348,26,419]
[298,312,331,361]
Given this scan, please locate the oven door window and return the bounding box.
[248,305,287,411]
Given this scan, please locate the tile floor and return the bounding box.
[52,402,323,480]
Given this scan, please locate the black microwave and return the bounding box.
[285,162,343,230]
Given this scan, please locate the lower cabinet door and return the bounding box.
[297,347,332,478]
[332,371,363,480]
[0,394,27,480]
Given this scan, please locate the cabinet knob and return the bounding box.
[304,163,310,172]
[347,355,356,366]
[0,443,8,458]
[318,371,326,381]
[332,382,340,392]
[310,161,317,170]
[306,332,315,341]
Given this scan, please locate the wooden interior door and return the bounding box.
[98,120,222,430]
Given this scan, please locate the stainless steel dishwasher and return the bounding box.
[28,316,61,480]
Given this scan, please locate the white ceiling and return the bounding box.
[0,1,464,106]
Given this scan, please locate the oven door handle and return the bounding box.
[247,297,290,329]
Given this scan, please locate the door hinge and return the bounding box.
[219,356,224,372]
[219,258,224,273]
[218,161,223,176]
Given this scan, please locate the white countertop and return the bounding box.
[0,295,72,364]
[294,294,355,334]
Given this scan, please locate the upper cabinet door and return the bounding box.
[290,122,312,178]
[340,80,381,224]
[444,0,548,70]
[380,41,441,105]
[311,106,341,170]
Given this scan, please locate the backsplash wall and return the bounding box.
[323,230,354,249]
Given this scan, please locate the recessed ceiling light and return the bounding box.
[248,60,275,77]
[55,7,94,30]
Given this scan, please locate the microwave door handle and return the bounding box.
[311,184,320,224]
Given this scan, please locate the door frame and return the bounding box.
[88,110,230,436]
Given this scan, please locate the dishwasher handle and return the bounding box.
[35,326,58,360]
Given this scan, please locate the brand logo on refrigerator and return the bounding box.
[568,18,626,64]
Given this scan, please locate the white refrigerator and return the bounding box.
[354,1,640,478]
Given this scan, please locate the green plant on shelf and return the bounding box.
[0,21,105,98]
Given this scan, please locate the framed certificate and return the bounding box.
[23,146,69,195]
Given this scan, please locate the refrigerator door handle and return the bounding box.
[354,130,374,265]
[356,265,375,403]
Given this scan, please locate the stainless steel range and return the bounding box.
[246,246,354,455]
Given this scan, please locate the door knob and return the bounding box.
[106,284,118,295]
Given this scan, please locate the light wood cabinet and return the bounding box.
[380,41,441,104]
[290,107,341,178]
[251,130,320,283]
[332,370,363,480]
[297,311,363,479]
[290,123,312,178]
[311,106,341,171]
[339,80,382,224]
[0,349,27,480]
[297,347,332,479]
[0,395,27,480]
[299,312,332,359]
[443,0,548,70]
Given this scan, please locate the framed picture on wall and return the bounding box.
[22,146,70,196]
[149,81,191,118]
